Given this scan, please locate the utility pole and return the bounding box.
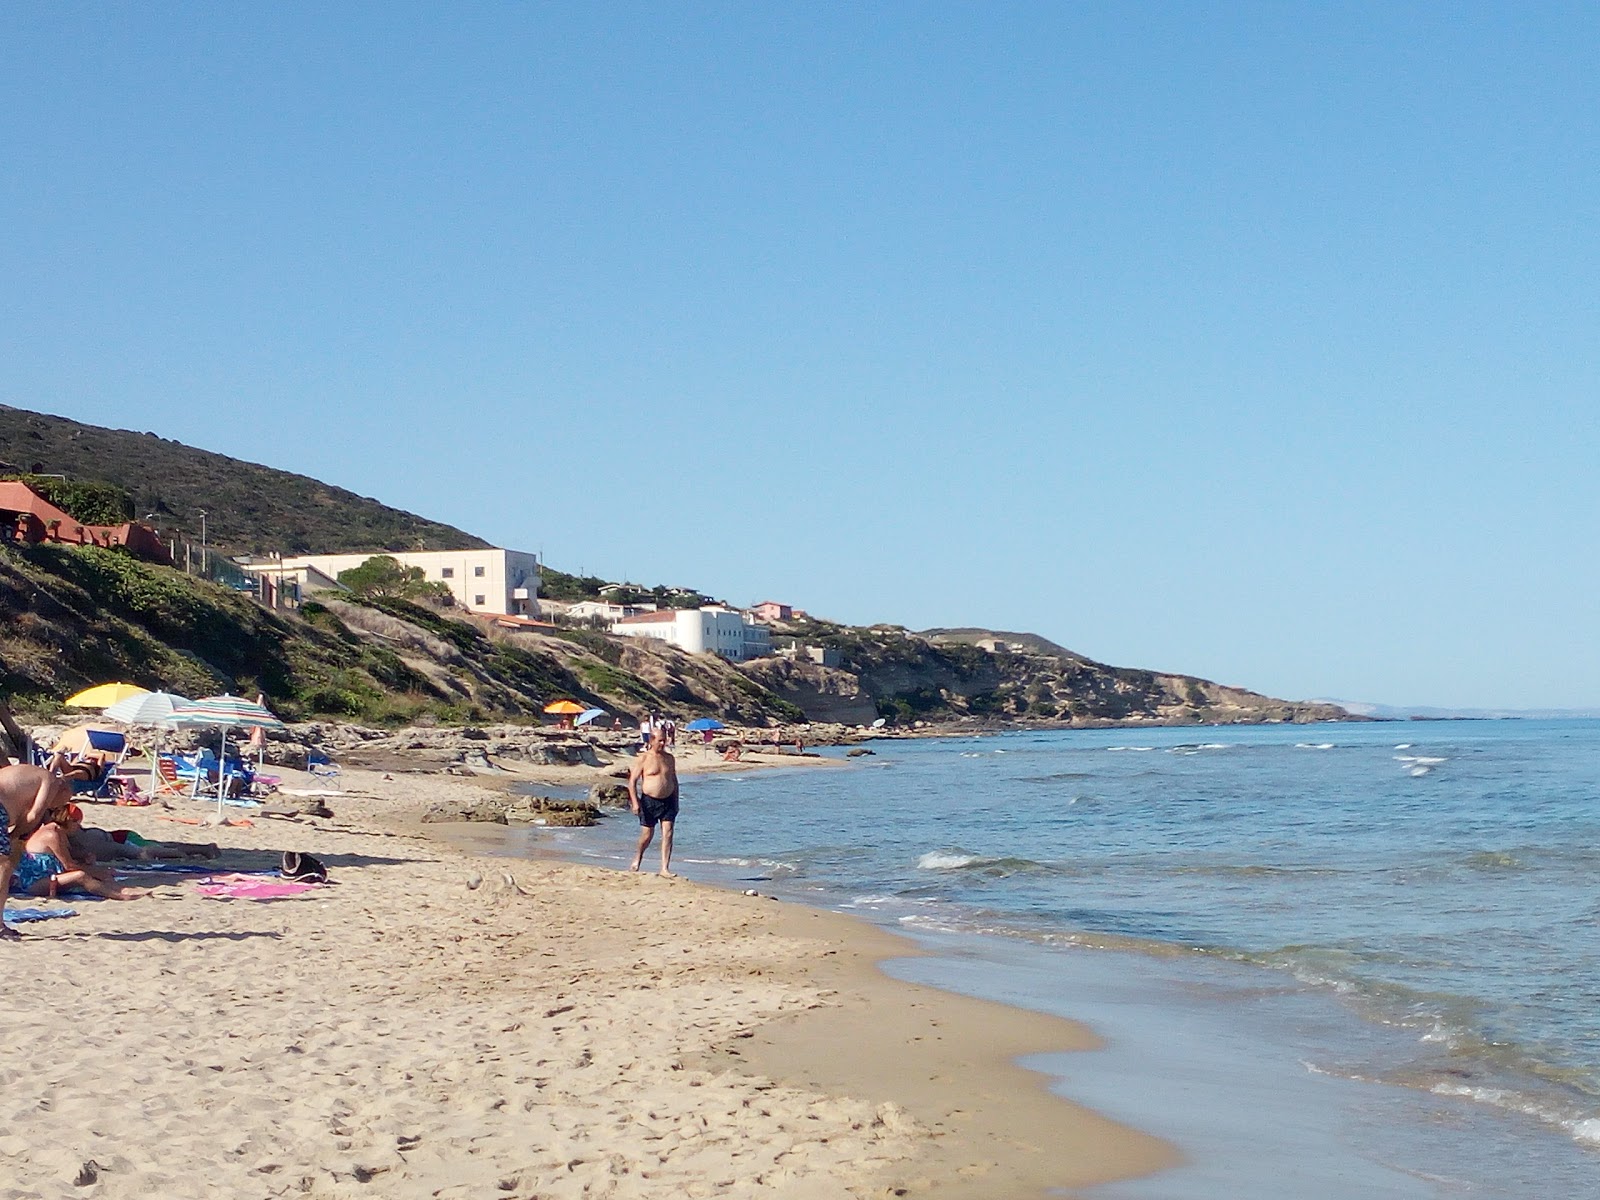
[198,510,208,574]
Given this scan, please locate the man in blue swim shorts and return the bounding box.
[627,726,680,877]
[0,764,73,939]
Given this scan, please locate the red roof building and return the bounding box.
[0,481,171,564]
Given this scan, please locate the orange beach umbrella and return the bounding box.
[543,700,587,715]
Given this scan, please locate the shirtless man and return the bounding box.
[0,764,73,939]
[626,727,680,876]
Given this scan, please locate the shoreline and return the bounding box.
[1,762,1177,1198]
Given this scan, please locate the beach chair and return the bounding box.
[306,750,340,778]
[55,729,129,799]
[155,754,200,798]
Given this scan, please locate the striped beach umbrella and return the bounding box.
[171,694,286,731]
[103,690,192,725]
[169,695,286,817]
[102,691,194,796]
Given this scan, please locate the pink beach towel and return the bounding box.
[194,873,322,900]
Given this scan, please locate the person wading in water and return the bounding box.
[627,726,680,876]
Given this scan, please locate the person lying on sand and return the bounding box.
[13,809,146,901]
[65,806,218,862]
[0,764,74,935]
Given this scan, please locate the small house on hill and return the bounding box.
[0,480,170,563]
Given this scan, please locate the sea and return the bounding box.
[510,719,1600,1198]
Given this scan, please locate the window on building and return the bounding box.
[474,594,486,606]
[441,567,454,579]
[474,566,485,577]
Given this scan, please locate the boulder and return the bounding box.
[420,797,508,824]
[588,782,631,809]
[505,796,602,827]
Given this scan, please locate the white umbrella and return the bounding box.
[169,694,286,819]
[101,691,192,797]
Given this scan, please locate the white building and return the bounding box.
[272,548,541,616]
[564,599,658,622]
[611,606,772,662]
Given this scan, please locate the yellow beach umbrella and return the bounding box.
[64,682,151,709]
[543,699,587,715]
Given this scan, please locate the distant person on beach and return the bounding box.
[626,727,680,876]
[0,764,73,935]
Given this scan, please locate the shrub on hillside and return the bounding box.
[2,475,135,526]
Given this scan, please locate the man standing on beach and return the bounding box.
[627,727,679,876]
[0,764,73,939]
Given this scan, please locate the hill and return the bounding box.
[0,541,802,725]
[741,618,1346,727]
[0,404,486,556]
[920,627,1090,662]
[0,405,1351,729]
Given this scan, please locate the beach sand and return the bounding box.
[0,765,1175,1199]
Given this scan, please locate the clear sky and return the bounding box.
[3,4,1597,710]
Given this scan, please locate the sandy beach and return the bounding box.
[0,758,1175,1199]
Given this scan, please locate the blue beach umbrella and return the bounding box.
[684,718,725,732]
[575,708,608,726]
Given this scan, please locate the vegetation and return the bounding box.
[336,555,453,603]
[0,404,486,556]
[0,474,135,526]
[538,567,608,602]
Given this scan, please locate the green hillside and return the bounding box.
[0,404,486,556]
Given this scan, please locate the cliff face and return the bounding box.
[739,625,1349,727]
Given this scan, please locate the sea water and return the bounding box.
[523,719,1600,1197]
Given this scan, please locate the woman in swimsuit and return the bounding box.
[12,809,146,900]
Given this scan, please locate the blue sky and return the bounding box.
[3,4,1597,709]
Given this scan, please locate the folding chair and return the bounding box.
[155,754,201,798]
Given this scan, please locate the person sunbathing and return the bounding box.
[64,806,218,862]
[13,809,146,901]
[44,750,102,784]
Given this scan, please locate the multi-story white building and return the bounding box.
[271,548,540,616]
[611,606,771,662]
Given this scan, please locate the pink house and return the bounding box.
[750,601,793,624]
[0,481,171,564]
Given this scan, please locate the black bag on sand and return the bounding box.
[280,851,328,883]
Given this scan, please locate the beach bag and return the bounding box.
[279,851,327,883]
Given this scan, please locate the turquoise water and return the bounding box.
[528,719,1600,1196]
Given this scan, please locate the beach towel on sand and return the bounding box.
[3,906,79,926]
[195,873,322,900]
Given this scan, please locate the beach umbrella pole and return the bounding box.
[217,727,228,821]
